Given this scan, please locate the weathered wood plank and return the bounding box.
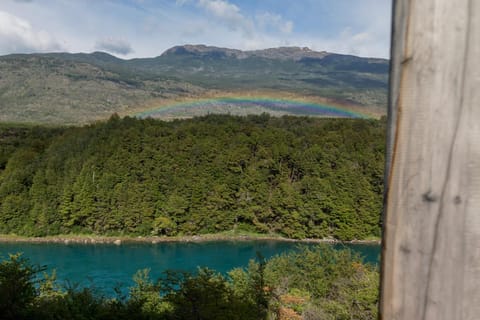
[380,0,480,319]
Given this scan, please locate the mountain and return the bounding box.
[0,45,389,125]
[161,44,330,60]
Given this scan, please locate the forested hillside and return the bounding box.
[0,115,385,240]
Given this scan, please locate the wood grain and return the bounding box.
[381,0,480,319]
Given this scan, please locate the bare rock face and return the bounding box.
[161,44,330,61]
[162,44,246,59]
[248,46,329,61]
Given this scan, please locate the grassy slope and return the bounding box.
[0,48,388,125]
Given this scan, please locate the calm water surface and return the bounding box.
[0,241,380,295]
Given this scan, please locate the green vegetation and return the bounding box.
[0,46,388,124]
[144,46,388,108]
[0,114,385,241]
[0,245,379,319]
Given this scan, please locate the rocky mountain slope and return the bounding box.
[0,45,388,124]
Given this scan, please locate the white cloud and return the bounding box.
[256,12,293,34]
[198,0,239,18]
[330,27,386,57]
[197,0,253,36]
[0,1,391,59]
[193,0,297,49]
[95,37,133,55]
[0,10,61,55]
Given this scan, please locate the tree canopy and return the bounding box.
[0,114,385,241]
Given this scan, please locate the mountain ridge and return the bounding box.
[161,44,332,61]
[0,44,388,62]
[0,44,388,124]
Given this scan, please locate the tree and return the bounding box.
[0,254,45,320]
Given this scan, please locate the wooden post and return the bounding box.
[381,0,480,319]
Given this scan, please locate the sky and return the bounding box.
[0,0,392,59]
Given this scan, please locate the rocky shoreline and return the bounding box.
[0,234,380,245]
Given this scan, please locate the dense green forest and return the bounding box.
[0,245,379,320]
[0,114,385,240]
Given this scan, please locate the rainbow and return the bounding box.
[135,97,371,119]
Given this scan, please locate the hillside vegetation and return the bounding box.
[0,115,385,241]
[0,45,388,124]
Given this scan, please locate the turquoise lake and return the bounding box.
[0,241,380,295]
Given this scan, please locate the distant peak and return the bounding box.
[248,47,329,60]
[90,51,114,56]
[162,45,243,58]
[161,44,330,61]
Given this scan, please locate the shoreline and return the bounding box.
[0,234,380,245]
